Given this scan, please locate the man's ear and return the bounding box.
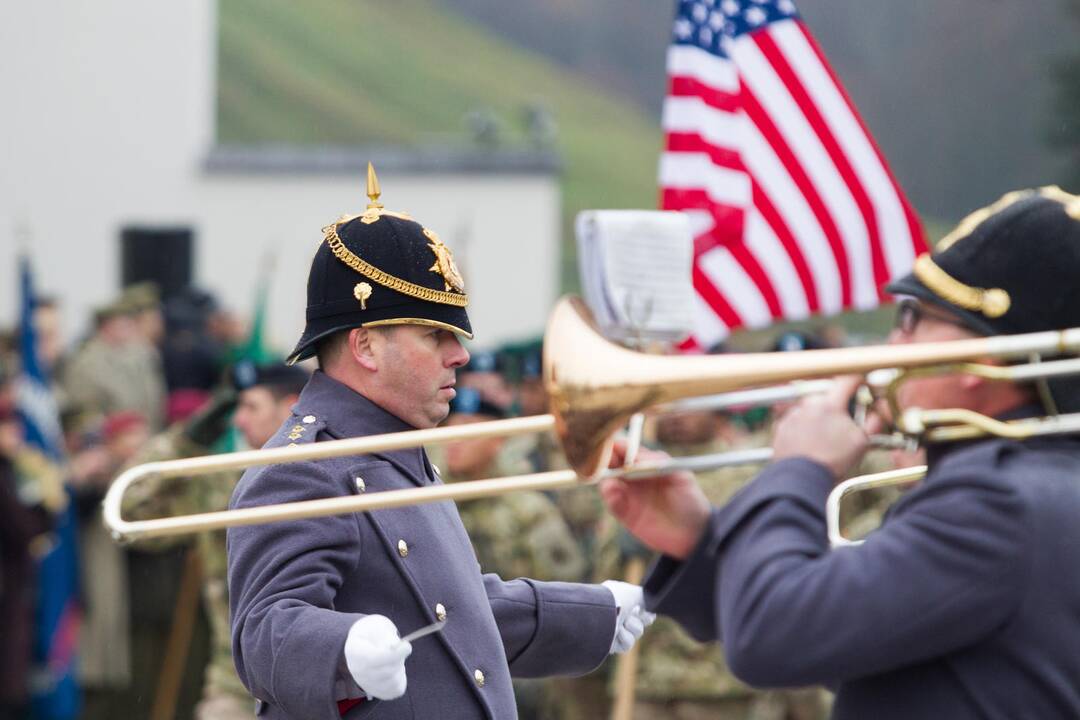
[348,327,379,372]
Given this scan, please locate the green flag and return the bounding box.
[239,272,276,364]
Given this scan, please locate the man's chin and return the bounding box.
[431,402,451,427]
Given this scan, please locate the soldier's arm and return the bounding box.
[228,461,366,719]
[483,574,617,679]
[645,449,1027,688]
[119,429,213,551]
[121,392,238,548]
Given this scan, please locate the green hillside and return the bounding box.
[217,0,663,289]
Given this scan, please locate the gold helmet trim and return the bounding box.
[936,189,1033,251]
[912,254,1010,319]
[1038,185,1080,222]
[363,317,474,339]
[937,185,1080,251]
[324,223,469,308]
[423,228,466,293]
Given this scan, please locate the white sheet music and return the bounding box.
[575,210,694,344]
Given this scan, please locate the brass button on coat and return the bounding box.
[354,477,366,493]
[473,669,485,687]
[435,603,447,621]
[397,539,408,557]
[302,415,317,424]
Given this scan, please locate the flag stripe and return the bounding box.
[662,95,743,153]
[736,32,877,309]
[699,246,774,328]
[754,29,889,301]
[741,121,842,313]
[792,22,927,267]
[659,151,751,206]
[692,262,743,329]
[665,132,744,172]
[667,44,740,92]
[684,289,726,351]
[661,187,745,254]
[751,180,820,312]
[669,75,741,113]
[722,238,784,317]
[739,82,853,306]
[744,207,811,319]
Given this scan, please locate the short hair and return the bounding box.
[315,325,401,369]
[315,330,350,369]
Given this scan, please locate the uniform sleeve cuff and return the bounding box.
[272,610,365,718]
[642,508,725,641]
[510,580,617,677]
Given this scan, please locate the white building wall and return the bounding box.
[0,0,215,333]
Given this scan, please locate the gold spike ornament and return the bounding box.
[357,163,412,225]
[361,162,385,224]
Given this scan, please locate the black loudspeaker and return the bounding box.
[121,226,194,299]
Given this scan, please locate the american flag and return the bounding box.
[660,0,928,350]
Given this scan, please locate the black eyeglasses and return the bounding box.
[893,299,969,336]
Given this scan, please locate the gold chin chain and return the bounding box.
[324,224,469,308]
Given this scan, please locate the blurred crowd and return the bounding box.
[0,282,253,720]
[1,280,910,720]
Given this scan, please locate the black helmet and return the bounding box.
[887,186,1080,411]
[288,164,472,364]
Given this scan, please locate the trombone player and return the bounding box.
[227,169,653,719]
[600,187,1080,719]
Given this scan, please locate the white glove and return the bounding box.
[343,615,412,701]
[602,580,656,654]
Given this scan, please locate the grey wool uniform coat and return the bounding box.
[228,371,617,719]
[644,432,1080,720]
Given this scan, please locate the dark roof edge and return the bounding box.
[203,143,562,176]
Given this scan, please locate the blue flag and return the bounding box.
[16,256,82,720]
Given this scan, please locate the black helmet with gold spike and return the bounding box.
[287,164,472,364]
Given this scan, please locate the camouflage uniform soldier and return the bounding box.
[63,300,166,430]
[120,282,166,348]
[596,408,828,720]
[437,387,587,584]
[601,410,765,719]
[504,343,608,579]
[123,363,308,720]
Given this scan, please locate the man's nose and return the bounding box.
[445,334,470,368]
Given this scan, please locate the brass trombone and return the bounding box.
[103,296,1080,543]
